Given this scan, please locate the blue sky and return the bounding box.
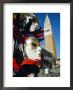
[35,13,60,58]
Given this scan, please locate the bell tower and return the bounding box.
[44,14,56,64]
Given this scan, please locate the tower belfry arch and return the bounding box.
[44,14,56,64]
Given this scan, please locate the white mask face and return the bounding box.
[24,37,41,60]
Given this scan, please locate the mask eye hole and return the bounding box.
[32,43,37,47]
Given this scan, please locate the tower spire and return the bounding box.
[44,14,52,37]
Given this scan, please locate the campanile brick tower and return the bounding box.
[44,14,56,64]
